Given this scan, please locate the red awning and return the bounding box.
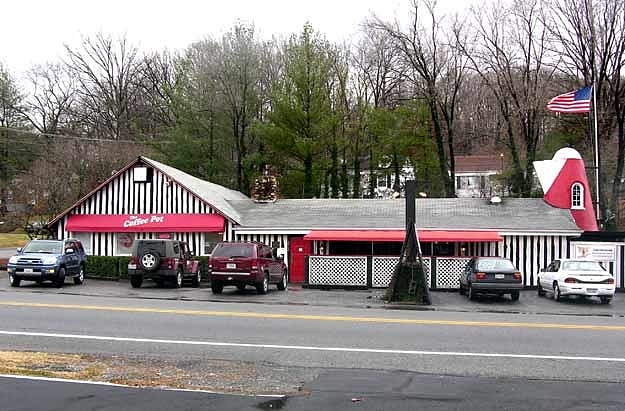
[66,214,225,233]
[303,230,502,242]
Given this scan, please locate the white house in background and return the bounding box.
[454,155,504,198]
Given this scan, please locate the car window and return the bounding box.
[75,241,85,253]
[553,260,560,271]
[173,243,180,255]
[476,259,514,271]
[561,260,606,272]
[23,241,63,254]
[211,244,254,258]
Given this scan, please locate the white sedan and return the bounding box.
[537,259,615,304]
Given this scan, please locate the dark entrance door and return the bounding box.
[289,237,311,283]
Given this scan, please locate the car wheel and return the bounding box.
[553,283,561,301]
[74,265,85,285]
[130,275,143,288]
[468,284,477,301]
[174,269,183,288]
[211,281,223,294]
[277,270,288,291]
[510,290,520,301]
[55,267,66,288]
[191,268,201,288]
[600,296,612,305]
[140,252,160,273]
[9,274,21,287]
[537,279,546,296]
[236,284,246,292]
[256,273,269,295]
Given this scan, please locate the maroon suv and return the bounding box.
[208,242,288,294]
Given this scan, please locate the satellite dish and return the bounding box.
[490,196,502,204]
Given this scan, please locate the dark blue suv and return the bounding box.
[7,239,87,288]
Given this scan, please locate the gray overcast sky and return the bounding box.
[2,0,471,74]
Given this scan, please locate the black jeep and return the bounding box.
[127,239,202,288]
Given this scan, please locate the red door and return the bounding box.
[289,237,311,283]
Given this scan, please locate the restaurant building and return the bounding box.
[47,155,625,290]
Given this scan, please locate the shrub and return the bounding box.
[117,256,132,279]
[86,256,120,279]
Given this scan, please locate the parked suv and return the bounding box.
[7,239,87,288]
[128,239,202,288]
[208,241,288,294]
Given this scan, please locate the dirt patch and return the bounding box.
[0,351,314,396]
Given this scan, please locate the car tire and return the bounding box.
[191,269,201,288]
[510,290,520,301]
[256,273,269,295]
[9,274,21,287]
[211,281,223,294]
[130,275,143,288]
[73,265,85,285]
[553,283,561,301]
[174,269,183,288]
[277,270,288,291]
[236,284,246,292]
[55,267,66,288]
[537,279,546,296]
[600,296,612,305]
[140,252,160,273]
[468,284,477,301]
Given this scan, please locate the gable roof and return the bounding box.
[228,198,581,234]
[49,156,250,226]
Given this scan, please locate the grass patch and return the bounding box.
[0,233,30,248]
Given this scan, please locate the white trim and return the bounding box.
[499,231,580,237]
[571,182,584,210]
[233,228,310,235]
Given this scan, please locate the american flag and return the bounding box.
[546,86,592,113]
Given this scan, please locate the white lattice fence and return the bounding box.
[308,256,368,286]
[371,257,432,288]
[435,257,471,288]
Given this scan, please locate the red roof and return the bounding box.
[303,230,502,242]
[455,155,504,173]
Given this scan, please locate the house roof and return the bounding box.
[142,157,249,223]
[228,198,580,233]
[48,156,250,226]
[455,155,504,173]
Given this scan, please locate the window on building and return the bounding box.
[204,232,223,255]
[115,233,135,255]
[571,183,584,209]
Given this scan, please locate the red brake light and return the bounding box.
[513,272,521,280]
[166,257,175,269]
[251,259,259,270]
[603,278,615,284]
[130,256,138,264]
[564,277,578,283]
[475,272,486,280]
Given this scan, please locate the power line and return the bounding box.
[0,126,166,144]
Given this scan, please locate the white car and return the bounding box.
[537,259,615,304]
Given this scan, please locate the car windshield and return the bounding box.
[561,260,605,272]
[476,258,515,271]
[22,241,63,254]
[211,244,254,258]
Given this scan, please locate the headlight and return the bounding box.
[43,256,58,265]
[8,256,19,264]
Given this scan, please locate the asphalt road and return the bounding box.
[1,279,625,409]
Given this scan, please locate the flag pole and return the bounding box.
[592,83,600,226]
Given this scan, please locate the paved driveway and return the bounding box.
[1,274,623,317]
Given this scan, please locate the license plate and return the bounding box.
[23,268,33,273]
[128,264,136,270]
[587,288,598,293]
[226,263,236,269]
[495,274,505,279]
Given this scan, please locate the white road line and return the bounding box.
[1,330,624,363]
[0,374,283,398]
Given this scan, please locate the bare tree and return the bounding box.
[64,33,142,140]
[22,63,76,134]
[460,0,556,196]
[548,0,625,226]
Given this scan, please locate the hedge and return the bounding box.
[85,255,210,282]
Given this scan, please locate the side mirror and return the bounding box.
[65,248,75,254]
[16,247,22,253]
